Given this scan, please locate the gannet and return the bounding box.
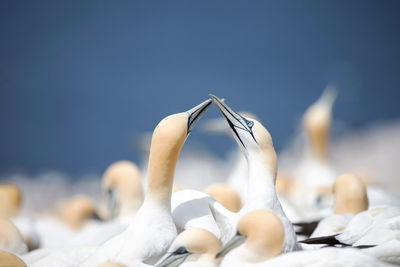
[66,161,144,247]
[263,246,396,267]
[210,94,300,252]
[301,206,400,248]
[0,250,27,267]
[155,228,221,267]
[201,111,260,203]
[205,183,242,212]
[0,183,40,251]
[80,98,212,266]
[102,160,144,221]
[56,195,100,230]
[309,173,369,238]
[287,87,338,220]
[0,218,28,255]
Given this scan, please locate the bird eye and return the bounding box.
[247,120,254,128]
[175,246,188,255]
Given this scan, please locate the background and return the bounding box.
[1,0,399,177]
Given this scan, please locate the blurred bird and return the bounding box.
[205,183,242,212]
[287,86,338,220]
[102,160,144,222]
[55,195,101,230]
[0,183,40,252]
[303,174,369,238]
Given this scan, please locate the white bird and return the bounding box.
[210,94,300,252]
[0,183,41,251]
[102,160,144,222]
[171,95,301,252]
[80,99,212,266]
[66,161,144,247]
[309,173,369,238]
[301,206,400,263]
[283,87,338,220]
[201,111,260,204]
[264,246,396,267]
[155,228,221,267]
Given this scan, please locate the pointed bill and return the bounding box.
[186,98,212,135]
[155,250,191,267]
[209,94,256,148]
[215,232,246,258]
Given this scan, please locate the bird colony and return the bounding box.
[0,91,399,267]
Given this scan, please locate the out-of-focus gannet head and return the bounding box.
[216,210,284,262]
[0,250,27,267]
[0,218,28,255]
[102,160,144,220]
[333,173,369,215]
[56,195,99,230]
[155,228,221,267]
[302,86,337,160]
[0,183,22,217]
[205,183,242,212]
[146,98,212,204]
[97,261,126,267]
[210,94,277,178]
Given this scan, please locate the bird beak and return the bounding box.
[209,94,255,148]
[215,232,246,258]
[106,188,118,220]
[155,251,191,267]
[186,98,212,135]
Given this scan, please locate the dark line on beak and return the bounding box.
[187,101,211,135]
[220,111,246,148]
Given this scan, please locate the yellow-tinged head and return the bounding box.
[333,173,369,214]
[302,86,337,160]
[56,195,98,229]
[0,183,22,217]
[102,160,143,219]
[238,210,284,260]
[205,183,242,212]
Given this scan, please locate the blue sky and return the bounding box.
[0,1,399,175]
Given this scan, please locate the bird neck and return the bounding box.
[144,136,184,210]
[244,151,278,211]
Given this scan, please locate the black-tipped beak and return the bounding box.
[155,248,191,267]
[215,232,246,259]
[209,94,255,148]
[186,99,212,135]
